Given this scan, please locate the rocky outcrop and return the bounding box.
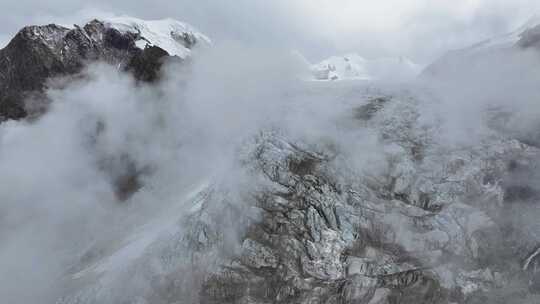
[53,83,540,303]
[185,94,540,304]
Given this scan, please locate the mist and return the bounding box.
[2,1,540,303]
[0,37,381,302]
[419,47,540,146]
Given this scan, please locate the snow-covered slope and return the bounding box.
[104,16,211,59]
[422,15,540,79]
[466,14,540,53]
[71,181,211,281]
[310,53,421,81]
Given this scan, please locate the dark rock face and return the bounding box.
[127,45,171,82]
[0,20,173,121]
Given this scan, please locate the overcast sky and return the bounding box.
[1,0,540,64]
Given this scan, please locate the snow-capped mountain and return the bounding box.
[0,17,208,121]
[310,53,421,81]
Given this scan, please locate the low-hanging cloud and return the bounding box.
[0,37,378,303]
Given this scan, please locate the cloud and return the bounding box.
[0,38,320,303]
[416,43,540,148]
